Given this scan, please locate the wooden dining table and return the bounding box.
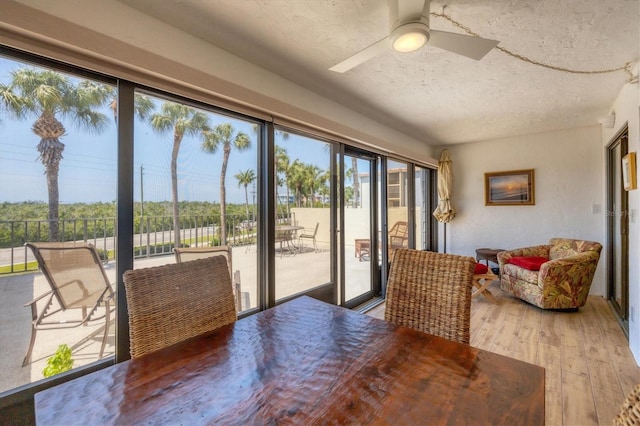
[35,296,544,425]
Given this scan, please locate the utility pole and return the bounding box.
[140,165,144,252]
[251,181,256,223]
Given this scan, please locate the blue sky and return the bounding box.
[0,56,331,205]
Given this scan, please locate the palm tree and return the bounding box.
[202,123,251,245]
[108,90,155,123]
[275,145,291,213]
[317,170,331,206]
[287,160,306,208]
[304,164,322,207]
[149,102,210,247]
[0,68,111,241]
[351,158,360,208]
[275,175,286,215]
[234,169,256,222]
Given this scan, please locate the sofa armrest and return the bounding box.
[538,252,600,290]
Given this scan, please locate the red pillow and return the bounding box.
[508,256,548,271]
[474,263,489,274]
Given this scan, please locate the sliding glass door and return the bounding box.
[341,150,380,308]
[607,129,629,334]
[273,129,335,304]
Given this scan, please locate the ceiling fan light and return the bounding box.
[393,32,427,52]
[391,23,429,53]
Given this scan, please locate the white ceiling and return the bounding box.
[117,0,639,146]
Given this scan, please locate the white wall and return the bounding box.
[438,125,605,294]
[601,76,640,363]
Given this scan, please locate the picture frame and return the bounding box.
[485,169,535,206]
[622,152,637,191]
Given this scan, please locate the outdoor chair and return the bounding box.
[385,249,476,344]
[388,221,409,254]
[23,242,115,367]
[123,256,237,359]
[298,222,319,252]
[275,229,296,257]
[356,220,409,263]
[174,246,243,312]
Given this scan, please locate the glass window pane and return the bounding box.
[132,92,259,313]
[387,159,409,253]
[345,156,373,302]
[275,130,331,301]
[0,56,117,391]
[415,166,427,249]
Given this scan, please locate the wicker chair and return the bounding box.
[174,246,243,312]
[23,242,115,367]
[123,256,237,359]
[385,249,476,344]
[614,384,640,425]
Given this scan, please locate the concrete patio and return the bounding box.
[0,239,372,394]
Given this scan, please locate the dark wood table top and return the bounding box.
[35,296,544,425]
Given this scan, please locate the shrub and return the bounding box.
[42,344,74,378]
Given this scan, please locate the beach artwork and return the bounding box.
[485,170,535,205]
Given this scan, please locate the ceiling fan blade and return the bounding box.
[329,37,390,73]
[429,30,499,60]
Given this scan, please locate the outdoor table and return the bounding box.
[275,224,303,255]
[35,296,545,425]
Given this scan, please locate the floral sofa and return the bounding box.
[497,238,602,310]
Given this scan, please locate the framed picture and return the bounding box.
[622,152,637,191]
[485,169,535,206]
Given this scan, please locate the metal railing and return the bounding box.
[0,213,294,274]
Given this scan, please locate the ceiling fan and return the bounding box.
[329,0,499,73]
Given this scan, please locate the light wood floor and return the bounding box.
[365,280,640,425]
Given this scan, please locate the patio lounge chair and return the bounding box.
[174,246,243,312]
[23,242,115,367]
[123,256,237,359]
[385,249,475,344]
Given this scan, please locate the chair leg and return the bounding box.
[234,270,242,312]
[22,325,37,367]
[99,302,111,359]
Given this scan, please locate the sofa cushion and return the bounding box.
[508,256,548,271]
[503,263,540,285]
[474,263,489,274]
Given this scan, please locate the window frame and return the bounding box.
[0,44,439,418]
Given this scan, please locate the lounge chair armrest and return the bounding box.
[23,289,54,307]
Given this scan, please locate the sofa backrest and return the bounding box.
[548,238,602,260]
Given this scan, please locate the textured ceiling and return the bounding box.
[117,0,639,145]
